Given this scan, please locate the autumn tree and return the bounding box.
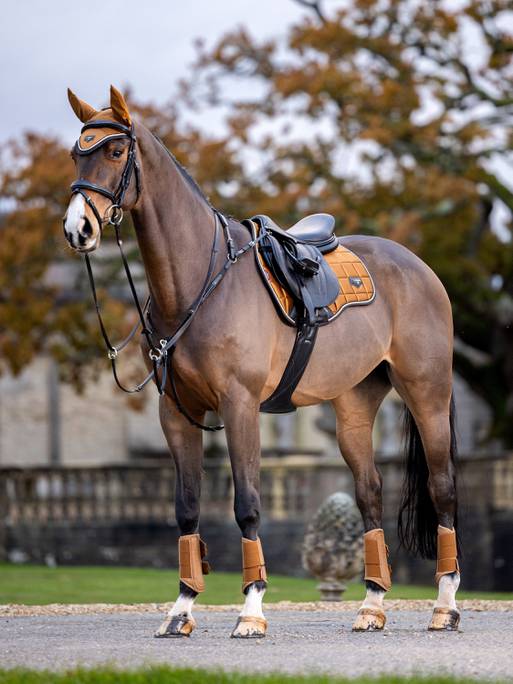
[1,0,512,443]
[0,101,240,389]
[185,0,513,443]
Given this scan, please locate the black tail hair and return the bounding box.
[397,395,458,559]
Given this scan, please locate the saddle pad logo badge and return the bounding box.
[84,134,95,142]
[349,276,363,288]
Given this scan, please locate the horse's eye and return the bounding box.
[112,149,123,159]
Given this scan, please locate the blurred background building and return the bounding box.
[0,357,496,467]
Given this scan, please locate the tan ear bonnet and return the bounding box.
[69,86,132,152]
[75,110,132,155]
[68,88,98,123]
[110,85,132,126]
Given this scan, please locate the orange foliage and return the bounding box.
[1,0,512,440]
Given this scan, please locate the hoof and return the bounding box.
[428,607,460,631]
[230,616,267,639]
[154,613,196,638]
[352,608,386,632]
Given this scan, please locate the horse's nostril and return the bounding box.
[81,217,93,238]
[62,220,75,247]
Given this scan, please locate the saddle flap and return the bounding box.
[294,243,341,312]
[261,232,341,323]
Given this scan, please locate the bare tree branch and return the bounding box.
[292,0,326,23]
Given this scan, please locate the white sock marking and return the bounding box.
[361,587,386,611]
[240,585,266,619]
[169,593,195,618]
[435,573,460,610]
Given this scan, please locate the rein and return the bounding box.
[72,120,259,431]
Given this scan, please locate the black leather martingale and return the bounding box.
[248,215,341,414]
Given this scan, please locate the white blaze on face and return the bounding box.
[64,194,86,241]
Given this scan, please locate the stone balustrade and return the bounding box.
[1,452,512,589]
[2,452,512,525]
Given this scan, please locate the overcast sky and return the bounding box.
[0,0,312,144]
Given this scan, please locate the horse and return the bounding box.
[63,86,460,638]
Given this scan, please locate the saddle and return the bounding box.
[244,213,375,414]
[255,214,340,326]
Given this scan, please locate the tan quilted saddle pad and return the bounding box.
[257,241,375,323]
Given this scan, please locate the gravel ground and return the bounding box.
[1,606,512,680]
[2,599,512,617]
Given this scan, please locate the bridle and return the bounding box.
[71,119,140,230]
[68,118,259,431]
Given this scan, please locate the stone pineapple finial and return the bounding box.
[302,492,364,601]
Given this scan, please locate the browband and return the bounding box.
[80,120,132,134]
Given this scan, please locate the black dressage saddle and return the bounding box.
[262,213,338,254]
[252,214,340,326]
[249,213,341,413]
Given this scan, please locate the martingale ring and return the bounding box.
[148,339,168,362]
[106,204,124,226]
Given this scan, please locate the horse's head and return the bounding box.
[63,86,140,252]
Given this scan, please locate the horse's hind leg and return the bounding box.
[154,394,207,638]
[389,364,460,631]
[332,366,392,632]
[223,387,268,639]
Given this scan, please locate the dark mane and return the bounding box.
[152,133,211,206]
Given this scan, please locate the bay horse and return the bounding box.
[63,86,460,638]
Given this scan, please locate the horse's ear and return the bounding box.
[110,85,132,126]
[67,88,98,123]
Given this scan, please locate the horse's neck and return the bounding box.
[131,127,216,330]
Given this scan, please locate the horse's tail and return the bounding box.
[397,394,458,559]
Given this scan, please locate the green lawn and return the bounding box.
[0,670,503,684]
[0,564,510,605]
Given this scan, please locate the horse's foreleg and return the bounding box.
[154,394,206,638]
[332,376,391,632]
[223,390,267,639]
